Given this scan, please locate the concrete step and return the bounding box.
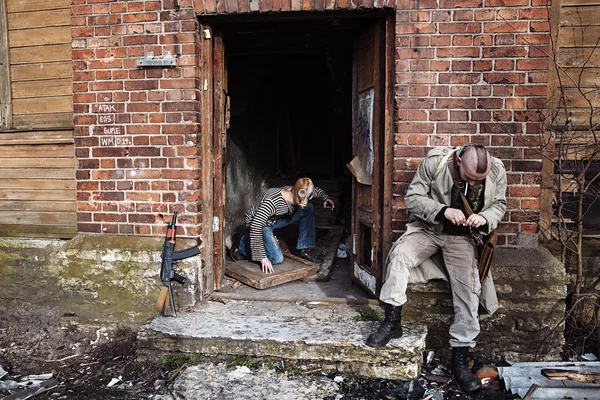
[137,299,427,380]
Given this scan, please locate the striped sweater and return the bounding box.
[245,186,331,261]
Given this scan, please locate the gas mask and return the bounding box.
[292,177,314,209]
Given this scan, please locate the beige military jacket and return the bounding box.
[399,146,508,314]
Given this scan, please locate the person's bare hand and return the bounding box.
[444,208,467,226]
[324,199,335,210]
[261,257,274,274]
[465,214,486,228]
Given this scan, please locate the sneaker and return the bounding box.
[229,226,247,262]
[292,248,324,264]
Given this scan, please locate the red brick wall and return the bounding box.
[72,0,549,244]
[72,0,202,236]
[387,0,550,245]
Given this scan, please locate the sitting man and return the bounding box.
[365,144,507,393]
[230,177,335,274]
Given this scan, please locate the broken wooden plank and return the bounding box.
[225,259,318,290]
[541,368,600,384]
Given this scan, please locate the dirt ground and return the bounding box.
[0,307,514,400]
[0,306,167,400]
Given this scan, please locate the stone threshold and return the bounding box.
[137,299,427,380]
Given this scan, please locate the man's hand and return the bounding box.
[324,199,335,210]
[465,213,486,228]
[261,257,274,274]
[444,208,467,226]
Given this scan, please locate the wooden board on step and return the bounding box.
[225,239,319,289]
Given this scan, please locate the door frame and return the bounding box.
[350,15,394,297]
[201,14,394,296]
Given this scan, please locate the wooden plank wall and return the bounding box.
[0,0,76,238]
[553,0,600,131]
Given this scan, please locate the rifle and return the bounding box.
[156,212,200,317]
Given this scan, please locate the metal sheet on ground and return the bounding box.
[225,258,318,290]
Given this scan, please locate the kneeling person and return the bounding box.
[230,177,335,274]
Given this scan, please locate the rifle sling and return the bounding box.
[446,152,475,216]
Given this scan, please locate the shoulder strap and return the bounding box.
[433,149,457,179]
[446,154,474,216]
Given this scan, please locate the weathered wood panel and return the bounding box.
[0,157,75,168]
[562,0,600,5]
[12,78,73,99]
[0,168,74,179]
[558,48,600,68]
[0,224,77,238]
[557,68,600,88]
[7,8,70,29]
[12,96,72,115]
[7,26,71,47]
[0,179,76,190]
[9,44,71,65]
[561,6,600,25]
[0,131,76,238]
[0,130,73,145]
[0,200,75,212]
[225,259,318,290]
[558,25,600,47]
[4,0,73,131]
[6,0,70,13]
[10,62,73,81]
[11,113,73,129]
[0,1,76,238]
[0,212,76,225]
[0,143,75,158]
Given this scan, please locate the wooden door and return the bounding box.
[351,19,393,297]
[213,30,227,289]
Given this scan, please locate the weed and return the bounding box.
[226,355,262,369]
[161,353,198,369]
[353,309,382,322]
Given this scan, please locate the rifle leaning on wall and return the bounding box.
[156,212,200,317]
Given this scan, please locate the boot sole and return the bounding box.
[365,330,403,348]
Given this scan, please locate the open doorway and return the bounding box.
[210,15,391,302]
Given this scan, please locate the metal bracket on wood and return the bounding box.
[136,51,176,68]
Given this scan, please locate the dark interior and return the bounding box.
[224,17,374,240]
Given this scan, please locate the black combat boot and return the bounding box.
[365,304,403,348]
[451,347,482,393]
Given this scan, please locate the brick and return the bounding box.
[452,60,472,71]
[516,59,549,71]
[484,22,528,33]
[437,123,477,134]
[482,46,527,58]
[395,23,436,34]
[439,22,481,34]
[450,86,470,97]
[439,0,481,7]
[483,72,525,84]
[436,98,477,109]
[439,73,481,84]
[122,35,158,46]
[453,35,474,46]
[492,85,513,97]
[480,122,522,134]
[506,98,525,109]
[436,47,480,58]
[397,47,435,59]
[123,12,158,23]
[477,98,503,109]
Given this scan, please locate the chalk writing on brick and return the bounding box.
[101,136,131,146]
[94,101,130,147]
